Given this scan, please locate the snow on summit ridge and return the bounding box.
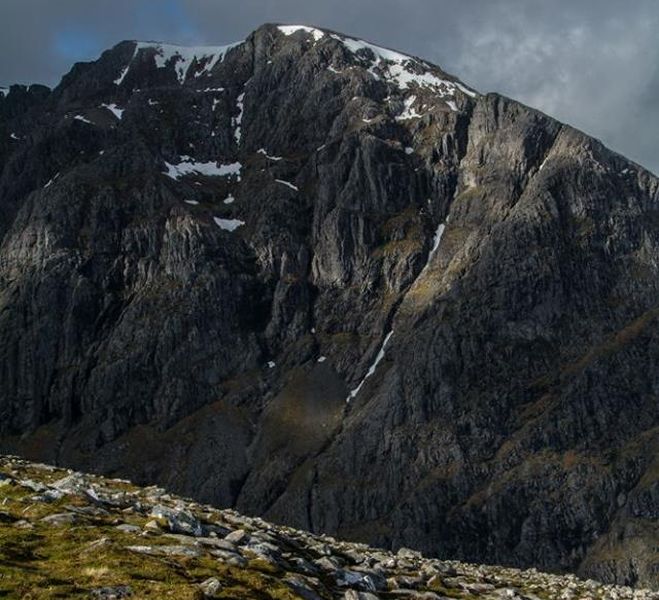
[277,24,325,41]
[115,39,244,85]
[112,24,477,104]
[276,24,478,101]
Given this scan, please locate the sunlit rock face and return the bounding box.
[0,23,657,589]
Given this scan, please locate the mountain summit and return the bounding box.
[0,24,657,588]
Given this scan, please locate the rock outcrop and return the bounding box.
[0,24,657,588]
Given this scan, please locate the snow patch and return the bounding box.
[454,82,477,97]
[101,103,124,119]
[184,200,199,205]
[331,33,477,102]
[114,45,138,85]
[223,195,235,204]
[233,92,245,144]
[257,148,283,161]
[213,216,245,231]
[0,87,8,97]
[317,356,327,363]
[419,219,447,275]
[267,361,276,368]
[164,156,242,180]
[347,330,394,402]
[117,41,242,85]
[136,41,243,84]
[395,95,422,120]
[73,115,93,124]
[428,222,446,263]
[275,179,298,191]
[336,35,410,63]
[43,173,60,189]
[277,25,324,42]
[404,147,414,155]
[215,162,242,178]
[9,132,19,140]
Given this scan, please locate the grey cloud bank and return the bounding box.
[1,0,657,173]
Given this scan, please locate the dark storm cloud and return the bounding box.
[1,0,657,173]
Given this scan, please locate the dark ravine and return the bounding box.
[0,23,657,589]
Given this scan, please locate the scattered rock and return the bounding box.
[19,479,47,493]
[286,575,325,600]
[149,504,202,536]
[40,512,78,525]
[65,503,110,517]
[337,570,383,591]
[287,555,319,575]
[397,547,422,560]
[199,577,222,597]
[197,537,237,551]
[143,519,161,532]
[115,523,142,534]
[343,591,380,600]
[315,555,343,571]
[210,549,247,567]
[91,585,132,599]
[126,544,202,558]
[224,528,248,544]
[52,473,89,494]
[83,538,112,553]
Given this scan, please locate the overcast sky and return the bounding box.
[1,0,657,173]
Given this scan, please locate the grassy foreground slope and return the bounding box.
[0,456,656,600]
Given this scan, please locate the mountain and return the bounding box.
[3,455,658,599]
[0,23,657,589]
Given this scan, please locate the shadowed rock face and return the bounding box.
[0,23,657,589]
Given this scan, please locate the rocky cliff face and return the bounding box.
[0,24,657,589]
